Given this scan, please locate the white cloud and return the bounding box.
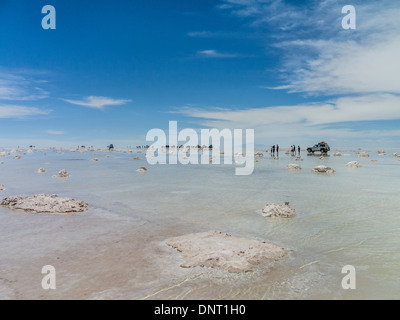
[197,50,239,58]
[62,96,131,109]
[176,93,400,145]
[0,105,50,118]
[45,130,65,135]
[273,34,400,95]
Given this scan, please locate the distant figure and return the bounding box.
[276,144,279,155]
[298,145,300,154]
[108,144,114,151]
[272,145,275,156]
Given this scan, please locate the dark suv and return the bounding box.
[307,142,330,154]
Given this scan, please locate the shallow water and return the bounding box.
[0,148,400,299]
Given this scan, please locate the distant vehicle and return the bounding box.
[307,142,330,154]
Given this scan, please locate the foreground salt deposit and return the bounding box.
[0,194,89,214]
[261,202,297,218]
[166,231,285,273]
[0,184,5,192]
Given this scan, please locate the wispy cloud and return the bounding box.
[218,0,400,96]
[45,130,65,135]
[0,105,50,119]
[197,49,239,58]
[62,96,131,109]
[187,31,216,38]
[0,70,49,101]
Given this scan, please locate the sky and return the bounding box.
[0,0,399,148]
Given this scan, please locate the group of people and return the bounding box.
[291,145,301,155]
[270,144,279,156]
[290,145,300,156]
[269,144,301,156]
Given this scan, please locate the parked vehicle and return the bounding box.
[307,142,330,154]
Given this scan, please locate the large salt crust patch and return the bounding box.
[1,194,89,214]
[166,231,285,273]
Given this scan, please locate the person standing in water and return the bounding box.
[276,144,279,156]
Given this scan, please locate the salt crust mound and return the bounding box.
[287,163,301,171]
[0,184,5,192]
[37,168,46,173]
[262,203,296,218]
[346,161,362,168]
[53,169,70,179]
[312,165,335,174]
[136,166,148,173]
[0,194,89,214]
[166,231,285,273]
[358,152,370,158]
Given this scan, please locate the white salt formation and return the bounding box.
[14,155,22,159]
[262,202,296,218]
[136,166,148,173]
[53,169,70,179]
[91,158,99,162]
[287,163,301,171]
[37,168,46,173]
[346,161,362,168]
[0,194,89,214]
[0,184,5,192]
[358,152,370,158]
[166,231,285,273]
[312,165,335,174]
[332,152,342,157]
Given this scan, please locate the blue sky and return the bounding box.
[0,0,399,148]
